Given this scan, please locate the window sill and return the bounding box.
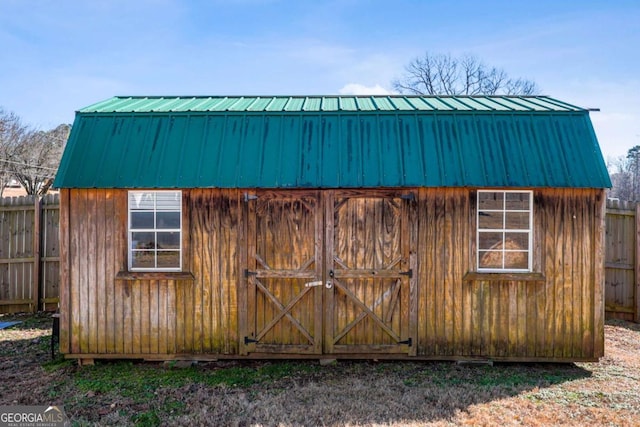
[463,272,545,282]
[116,271,195,281]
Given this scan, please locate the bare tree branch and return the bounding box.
[0,107,70,196]
[608,146,640,201]
[392,52,540,96]
[0,108,28,196]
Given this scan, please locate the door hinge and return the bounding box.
[244,193,258,202]
[398,338,412,347]
[400,269,413,279]
[244,269,257,278]
[400,193,415,201]
[244,336,258,344]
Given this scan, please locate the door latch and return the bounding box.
[305,280,323,288]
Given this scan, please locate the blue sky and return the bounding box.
[1,0,638,160]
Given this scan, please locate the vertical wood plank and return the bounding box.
[190,190,203,354]
[104,191,115,353]
[545,191,559,359]
[492,281,508,357]
[228,190,240,354]
[115,191,127,354]
[533,191,546,357]
[149,281,159,354]
[141,281,151,354]
[451,190,462,356]
[202,190,214,352]
[77,191,89,353]
[158,279,167,354]
[425,189,437,355]
[562,190,573,359]
[636,202,640,323]
[33,197,41,311]
[58,189,70,353]
[86,190,98,353]
[167,279,177,353]
[507,281,517,357]
[239,190,253,355]
[408,190,418,356]
[95,190,107,353]
[593,190,606,357]
[432,189,444,355]
[314,191,323,355]
[324,191,335,354]
[574,190,585,358]
[463,190,476,357]
[584,189,595,356]
[516,282,527,356]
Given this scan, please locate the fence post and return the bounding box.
[33,196,41,313]
[636,203,640,323]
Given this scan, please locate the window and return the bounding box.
[477,190,532,272]
[128,191,182,271]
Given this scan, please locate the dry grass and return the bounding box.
[1,313,639,426]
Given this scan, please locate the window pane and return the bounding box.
[132,232,155,249]
[504,251,529,269]
[129,192,155,210]
[157,211,180,229]
[505,212,529,229]
[505,232,529,250]
[131,211,154,229]
[157,251,180,268]
[132,251,155,268]
[128,190,182,271]
[478,211,503,229]
[479,251,502,269]
[478,231,503,250]
[478,192,503,210]
[505,192,530,210]
[157,232,180,249]
[156,192,181,210]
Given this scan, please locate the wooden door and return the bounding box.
[325,191,416,355]
[243,192,323,354]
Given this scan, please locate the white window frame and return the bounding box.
[476,190,533,272]
[128,190,182,272]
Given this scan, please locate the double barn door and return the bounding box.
[242,190,416,356]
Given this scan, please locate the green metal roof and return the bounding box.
[54,95,611,189]
[80,95,586,113]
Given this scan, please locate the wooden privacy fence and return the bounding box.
[0,194,60,314]
[605,199,640,322]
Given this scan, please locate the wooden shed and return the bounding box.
[53,95,611,362]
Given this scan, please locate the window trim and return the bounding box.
[476,190,533,273]
[128,190,182,272]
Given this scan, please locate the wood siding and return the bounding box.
[60,189,241,356]
[60,187,605,361]
[416,188,604,360]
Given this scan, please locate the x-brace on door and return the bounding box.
[242,190,416,356]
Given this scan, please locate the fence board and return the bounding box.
[0,194,60,314]
[605,199,638,321]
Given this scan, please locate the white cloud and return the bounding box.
[338,83,392,95]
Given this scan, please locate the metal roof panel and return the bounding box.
[56,95,610,189]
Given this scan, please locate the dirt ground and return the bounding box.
[1,313,639,426]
